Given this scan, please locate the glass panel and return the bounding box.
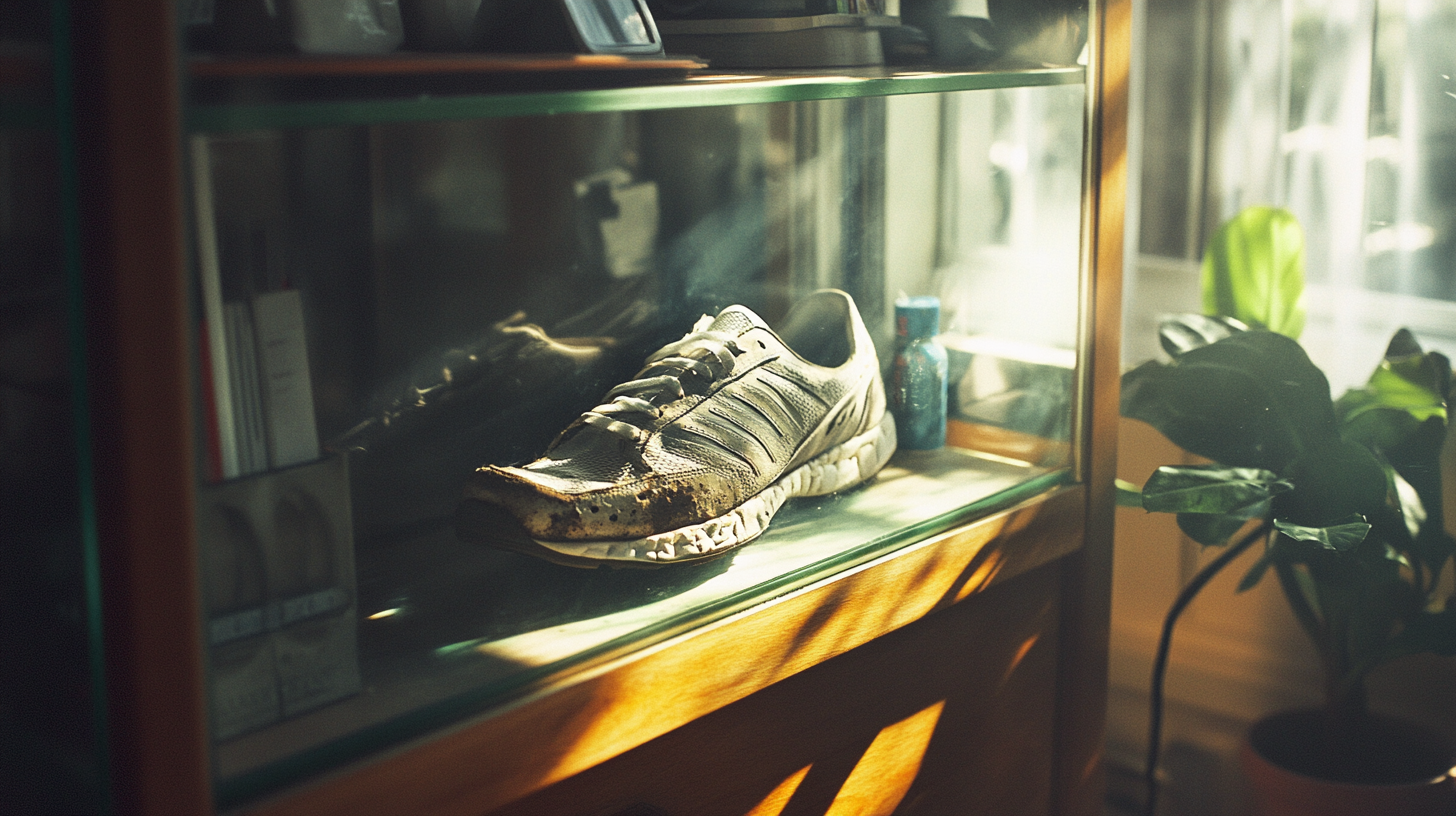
[1361,0,1456,303]
[192,83,1086,804]
[929,84,1085,446]
[1128,0,1456,391]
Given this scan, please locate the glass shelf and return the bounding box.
[215,461,1069,806]
[186,62,1083,132]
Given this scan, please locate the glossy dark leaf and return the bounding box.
[1338,333,1451,530]
[1386,327,1423,357]
[1201,205,1307,339]
[1382,542,1412,572]
[1384,329,1451,396]
[1415,528,1456,577]
[1356,343,1450,568]
[1158,313,1249,358]
[1141,465,1288,515]
[1362,362,1445,421]
[1275,442,1390,526]
[1178,512,1251,547]
[1345,530,1413,586]
[1391,470,1428,541]
[1389,416,1448,529]
[1364,501,1417,562]
[1122,331,1338,472]
[1265,529,1315,560]
[1116,479,1144,508]
[1273,515,1371,553]
[1337,402,1422,454]
[1337,333,1448,451]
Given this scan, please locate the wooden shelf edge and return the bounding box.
[237,484,1087,816]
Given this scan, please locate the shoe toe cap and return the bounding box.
[465,465,736,542]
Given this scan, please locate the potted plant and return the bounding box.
[1120,206,1456,815]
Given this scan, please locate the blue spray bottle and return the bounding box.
[890,296,948,450]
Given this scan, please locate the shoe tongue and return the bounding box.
[708,304,769,336]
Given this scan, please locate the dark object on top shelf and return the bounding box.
[191,0,665,57]
[189,0,406,54]
[987,0,1086,64]
[647,0,896,67]
[649,0,882,17]
[896,1,999,67]
[400,0,484,48]
[878,23,932,64]
[186,53,705,107]
[403,0,665,56]
[897,0,1085,68]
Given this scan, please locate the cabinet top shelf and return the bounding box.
[186,58,1084,132]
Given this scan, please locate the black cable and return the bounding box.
[1143,520,1272,816]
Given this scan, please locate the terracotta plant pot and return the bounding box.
[1239,708,1456,816]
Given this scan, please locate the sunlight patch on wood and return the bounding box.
[823,700,946,816]
[952,547,1008,603]
[1001,633,1042,688]
[745,765,812,816]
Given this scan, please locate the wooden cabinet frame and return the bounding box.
[67,0,1127,812]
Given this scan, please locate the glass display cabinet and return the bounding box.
[1,1,1126,813]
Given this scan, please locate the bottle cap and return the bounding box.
[895,296,940,340]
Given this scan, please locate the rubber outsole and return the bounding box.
[512,410,897,566]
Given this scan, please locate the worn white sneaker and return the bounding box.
[458,289,897,566]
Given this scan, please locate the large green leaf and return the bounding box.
[1141,465,1289,515]
[1385,417,1449,544]
[1381,542,1413,572]
[1338,401,1423,458]
[1337,331,1450,449]
[1273,515,1372,552]
[1158,313,1249,358]
[1275,441,1389,526]
[1201,205,1308,339]
[1339,332,1451,565]
[1121,331,1338,471]
[1363,362,1447,421]
[1115,479,1144,508]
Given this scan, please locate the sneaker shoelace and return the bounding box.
[575,315,746,458]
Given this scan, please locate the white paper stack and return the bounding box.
[252,289,320,470]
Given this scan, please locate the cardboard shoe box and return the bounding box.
[199,455,361,740]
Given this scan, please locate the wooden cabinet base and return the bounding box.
[490,563,1063,816]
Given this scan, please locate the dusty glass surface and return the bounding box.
[189,82,1086,802]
